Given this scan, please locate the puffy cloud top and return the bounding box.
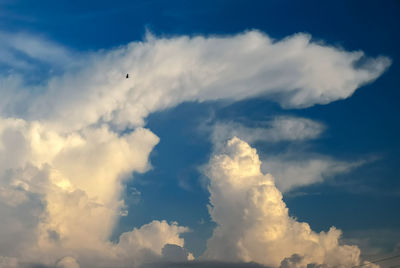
[203,137,375,268]
[0,118,188,268]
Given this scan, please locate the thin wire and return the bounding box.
[352,254,400,267]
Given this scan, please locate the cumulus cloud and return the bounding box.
[141,260,271,268]
[0,30,390,268]
[0,118,189,267]
[55,257,80,268]
[209,117,363,192]
[161,244,192,262]
[202,137,374,268]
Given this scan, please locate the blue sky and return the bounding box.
[0,1,399,268]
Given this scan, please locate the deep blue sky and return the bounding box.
[1,0,399,259]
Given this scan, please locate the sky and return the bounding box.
[0,1,399,268]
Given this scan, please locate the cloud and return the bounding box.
[141,260,271,268]
[55,257,79,268]
[260,155,365,193]
[202,137,375,267]
[0,30,390,132]
[0,257,19,268]
[0,32,74,71]
[161,244,192,262]
[0,118,189,268]
[208,117,363,192]
[341,228,400,258]
[0,30,391,267]
[211,116,325,149]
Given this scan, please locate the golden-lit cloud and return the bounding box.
[0,30,391,268]
[0,118,188,267]
[203,137,378,268]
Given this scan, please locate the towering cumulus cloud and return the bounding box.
[0,30,390,267]
[0,118,189,268]
[203,137,377,268]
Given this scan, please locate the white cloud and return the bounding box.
[0,30,391,267]
[0,118,189,268]
[202,137,375,268]
[0,30,390,132]
[209,117,363,192]
[211,116,370,192]
[211,116,325,149]
[161,244,192,262]
[118,220,188,257]
[112,220,190,267]
[260,155,365,193]
[0,31,74,70]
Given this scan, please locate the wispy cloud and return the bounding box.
[211,116,325,149]
[261,154,367,192]
[0,32,74,71]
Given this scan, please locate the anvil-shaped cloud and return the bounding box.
[0,30,390,268]
[0,30,390,132]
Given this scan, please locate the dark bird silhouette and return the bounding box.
[126,74,129,79]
